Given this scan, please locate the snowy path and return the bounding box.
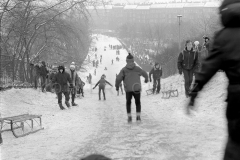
[1,35,228,160]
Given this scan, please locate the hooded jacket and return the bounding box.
[191,1,240,122]
[178,48,199,71]
[94,77,112,89]
[116,62,148,92]
[39,61,48,77]
[149,63,162,80]
[52,66,72,92]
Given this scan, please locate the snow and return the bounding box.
[0,35,228,160]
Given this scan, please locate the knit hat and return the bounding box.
[126,53,134,63]
[70,62,75,70]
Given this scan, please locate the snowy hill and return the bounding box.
[0,35,228,160]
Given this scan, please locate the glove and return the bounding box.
[92,87,95,89]
[179,70,182,75]
[144,79,148,83]
[116,88,119,91]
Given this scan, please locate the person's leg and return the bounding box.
[34,75,38,89]
[157,79,161,93]
[57,92,65,109]
[99,87,101,100]
[153,78,157,93]
[103,87,106,100]
[126,92,133,122]
[41,76,46,92]
[72,88,77,106]
[183,69,190,97]
[133,91,141,121]
[64,91,70,108]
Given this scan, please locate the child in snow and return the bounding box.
[104,67,107,70]
[149,62,162,94]
[93,74,113,100]
[116,53,148,123]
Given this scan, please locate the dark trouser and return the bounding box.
[126,91,141,114]
[70,88,76,103]
[34,75,40,89]
[79,88,84,96]
[40,76,46,91]
[117,85,123,95]
[224,91,240,160]
[183,69,194,96]
[57,91,70,104]
[0,131,2,144]
[99,87,105,99]
[153,78,161,93]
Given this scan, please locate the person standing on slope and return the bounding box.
[116,53,148,123]
[187,0,240,159]
[116,74,124,96]
[149,62,162,94]
[69,62,80,106]
[93,74,113,100]
[177,40,199,98]
[53,65,72,110]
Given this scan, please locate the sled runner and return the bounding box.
[161,90,171,99]
[0,114,44,138]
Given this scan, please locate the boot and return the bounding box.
[59,103,65,110]
[104,97,106,100]
[136,116,141,121]
[128,116,132,123]
[99,97,101,100]
[72,102,78,106]
[65,101,71,108]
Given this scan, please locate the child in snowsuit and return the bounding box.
[116,53,148,123]
[188,0,240,159]
[93,74,112,100]
[149,62,162,94]
[116,74,123,96]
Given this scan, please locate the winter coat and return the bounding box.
[52,66,72,92]
[190,1,240,144]
[39,63,48,77]
[149,65,162,80]
[177,49,199,71]
[116,62,148,92]
[69,70,80,88]
[94,78,112,89]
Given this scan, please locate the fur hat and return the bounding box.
[58,65,65,72]
[126,53,134,63]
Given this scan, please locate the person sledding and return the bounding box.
[93,74,113,100]
[149,62,162,94]
[68,62,80,106]
[52,65,72,110]
[116,53,148,123]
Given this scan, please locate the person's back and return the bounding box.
[189,1,240,159]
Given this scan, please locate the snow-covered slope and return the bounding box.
[0,35,229,160]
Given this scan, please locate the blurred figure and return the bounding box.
[116,74,123,96]
[93,74,113,100]
[39,61,49,92]
[69,62,80,106]
[188,0,240,159]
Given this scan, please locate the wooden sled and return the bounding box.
[161,91,171,99]
[0,114,44,138]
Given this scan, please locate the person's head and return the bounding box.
[81,154,111,160]
[101,74,106,79]
[155,62,160,69]
[70,62,75,71]
[126,53,134,64]
[185,40,193,51]
[58,65,65,73]
[219,0,240,27]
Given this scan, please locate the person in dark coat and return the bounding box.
[116,74,123,96]
[116,53,148,123]
[52,65,72,110]
[33,63,41,89]
[187,0,240,159]
[149,62,162,94]
[177,40,199,98]
[39,61,49,92]
[93,74,113,100]
[203,36,210,55]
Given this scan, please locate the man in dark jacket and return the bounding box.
[187,0,240,159]
[116,53,148,123]
[39,61,48,92]
[178,40,199,98]
[52,65,72,110]
[149,62,162,94]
